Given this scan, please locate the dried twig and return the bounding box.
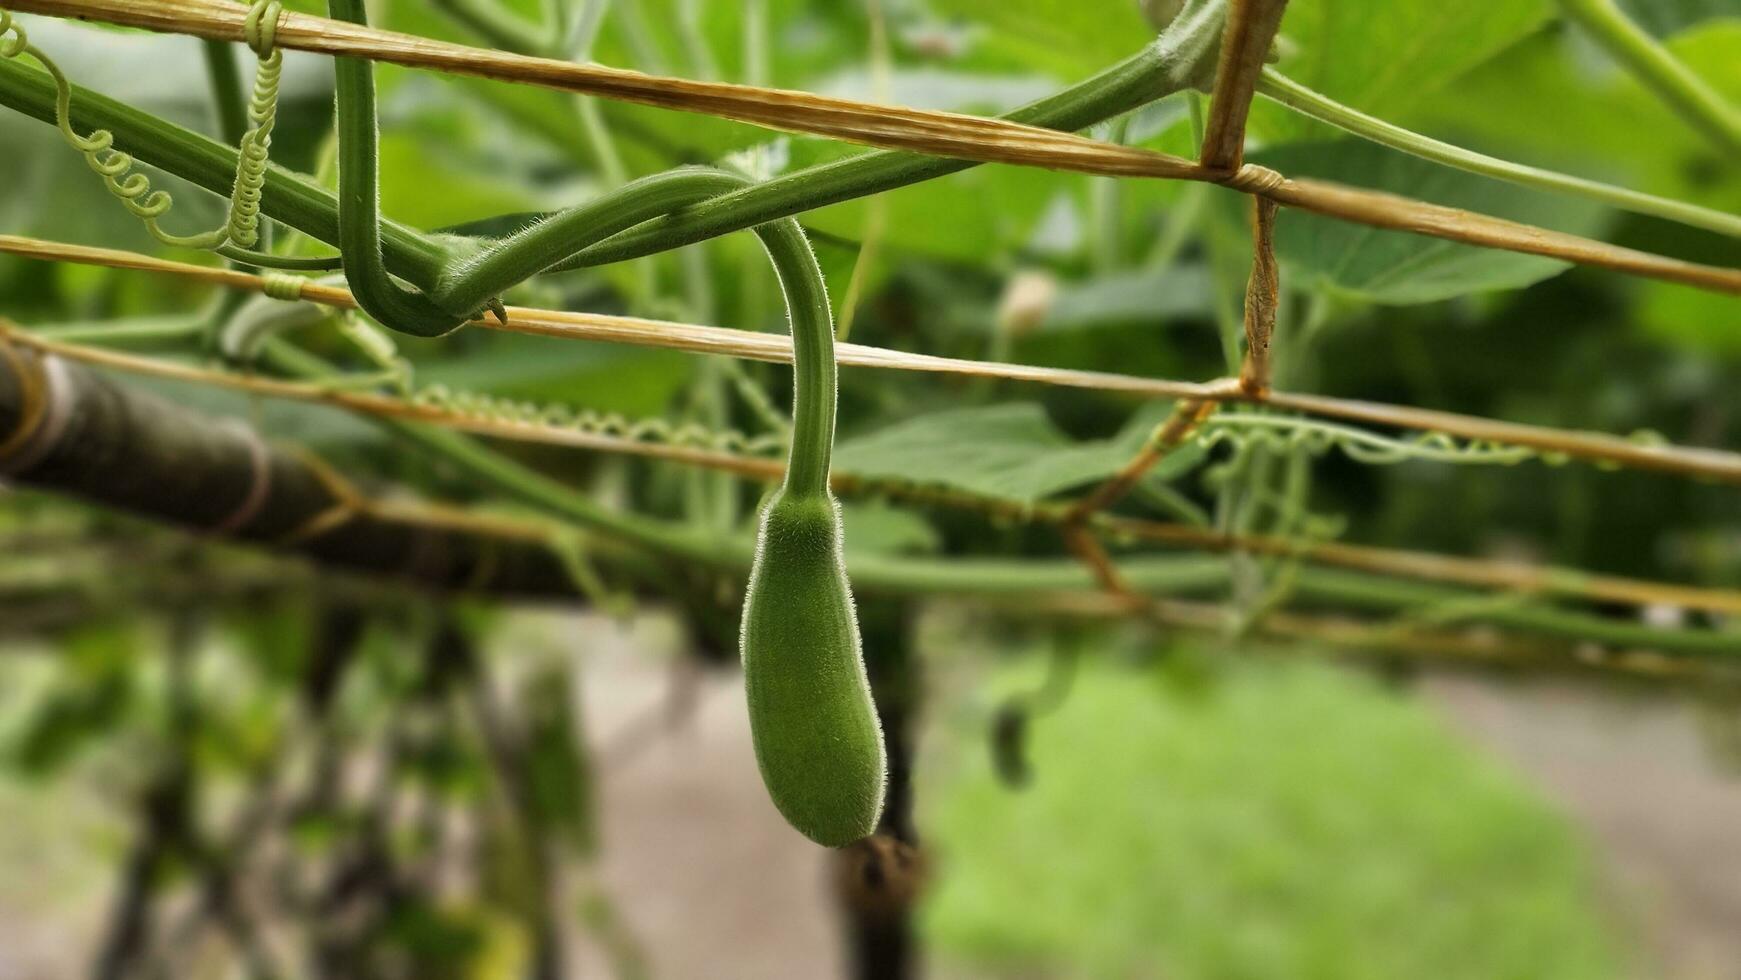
[1069,399,1224,520]
[1239,196,1279,396]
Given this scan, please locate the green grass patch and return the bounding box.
[919,655,1628,980]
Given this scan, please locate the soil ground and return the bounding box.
[4,619,1741,979]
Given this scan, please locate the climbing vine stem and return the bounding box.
[1255,70,1741,238]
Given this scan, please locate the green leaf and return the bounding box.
[1230,140,1609,304]
[791,139,1067,262]
[835,402,1205,504]
[1635,280,1741,358]
[841,502,942,555]
[1617,0,1737,38]
[1251,0,1554,142]
[416,335,698,418]
[928,0,1157,81]
[1040,265,1214,332]
[1411,21,1741,214]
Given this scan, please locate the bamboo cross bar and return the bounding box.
[6,0,1740,294]
[6,234,1740,486]
[10,321,1741,619]
[5,324,1740,662]
[10,0,1207,180]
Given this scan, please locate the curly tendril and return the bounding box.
[1194,414,1541,469]
[0,1,284,250]
[409,384,788,457]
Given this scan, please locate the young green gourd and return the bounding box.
[739,220,886,848]
[325,0,883,844]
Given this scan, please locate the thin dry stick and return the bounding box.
[1258,389,1741,485]
[0,319,785,478]
[1061,524,1144,609]
[12,0,1205,178]
[1246,608,1741,683]
[0,235,1221,400]
[7,234,1741,485]
[1238,196,1279,396]
[1199,0,1289,171]
[1256,175,1737,294]
[10,0,1741,294]
[1016,593,1741,685]
[1068,399,1222,520]
[11,323,1741,618]
[1101,517,1741,617]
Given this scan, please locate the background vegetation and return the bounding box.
[0,0,1736,976]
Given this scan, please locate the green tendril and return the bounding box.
[1195,414,1541,470]
[0,1,286,251]
[411,384,789,457]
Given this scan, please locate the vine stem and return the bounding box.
[1554,0,1741,158]
[1256,69,1741,238]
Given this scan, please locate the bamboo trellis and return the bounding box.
[0,0,1737,676]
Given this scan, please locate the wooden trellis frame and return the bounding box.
[0,0,1737,677]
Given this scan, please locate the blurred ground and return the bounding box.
[5,617,1741,979]
[1427,674,1741,980]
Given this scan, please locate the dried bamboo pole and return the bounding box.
[0,337,582,599]
[1198,0,1289,171]
[0,236,1222,400]
[6,234,1741,485]
[1100,518,1741,617]
[8,0,1741,294]
[12,323,1741,619]
[1258,389,1741,485]
[7,327,1741,668]
[995,592,1741,684]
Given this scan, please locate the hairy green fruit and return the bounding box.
[741,490,886,847]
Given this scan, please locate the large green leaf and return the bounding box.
[835,402,1205,504]
[928,0,1157,81]
[415,335,698,418]
[1617,0,1737,37]
[790,137,1068,262]
[1228,140,1609,304]
[1251,1,1554,142]
[1039,265,1214,332]
[1413,21,1741,213]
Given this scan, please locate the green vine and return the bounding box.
[1256,69,1741,239]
